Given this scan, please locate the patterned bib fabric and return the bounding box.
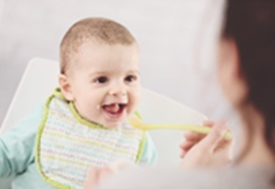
[35,92,145,189]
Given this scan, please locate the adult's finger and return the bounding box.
[184,132,205,141]
[180,142,196,158]
[183,120,217,142]
[203,120,216,127]
[200,120,228,151]
[180,140,197,151]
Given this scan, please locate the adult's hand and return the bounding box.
[83,167,113,189]
[180,120,234,169]
[84,161,132,189]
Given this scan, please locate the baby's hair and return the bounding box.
[60,17,136,74]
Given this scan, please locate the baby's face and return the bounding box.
[68,41,140,129]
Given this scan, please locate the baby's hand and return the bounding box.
[84,161,133,189]
[180,120,234,169]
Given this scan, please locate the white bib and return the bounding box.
[35,91,145,189]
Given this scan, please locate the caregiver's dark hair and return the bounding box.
[222,0,275,159]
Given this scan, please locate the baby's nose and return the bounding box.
[108,85,126,96]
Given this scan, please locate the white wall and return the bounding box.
[0,0,240,135]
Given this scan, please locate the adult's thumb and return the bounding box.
[200,120,228,151]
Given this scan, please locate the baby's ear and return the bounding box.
[58,74,74,101]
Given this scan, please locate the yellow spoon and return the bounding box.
[129,117,232,140]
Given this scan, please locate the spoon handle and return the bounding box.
[145,124,232,140]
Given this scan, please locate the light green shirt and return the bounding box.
[0,105,157,189]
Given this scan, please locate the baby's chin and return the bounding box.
[102,122,123,129]
[85,116,128,129]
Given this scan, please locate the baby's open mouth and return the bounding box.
[102,103,127,118]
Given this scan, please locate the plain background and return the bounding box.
[0,0,240,136]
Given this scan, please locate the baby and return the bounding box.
[0,18,157,189]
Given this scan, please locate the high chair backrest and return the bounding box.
[0,58,207,187]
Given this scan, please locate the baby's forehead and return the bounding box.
[68,40,139,71]
[74,39,139,59]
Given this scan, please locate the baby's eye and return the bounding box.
[125,75,137,82]
[96,76,108,84]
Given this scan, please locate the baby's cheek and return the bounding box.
[81,103,97,119]
[133,93,140,107]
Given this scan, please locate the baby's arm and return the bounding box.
[139,132,158,165]
[0,105,43,177]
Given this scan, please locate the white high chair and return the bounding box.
[0,57,207,188]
